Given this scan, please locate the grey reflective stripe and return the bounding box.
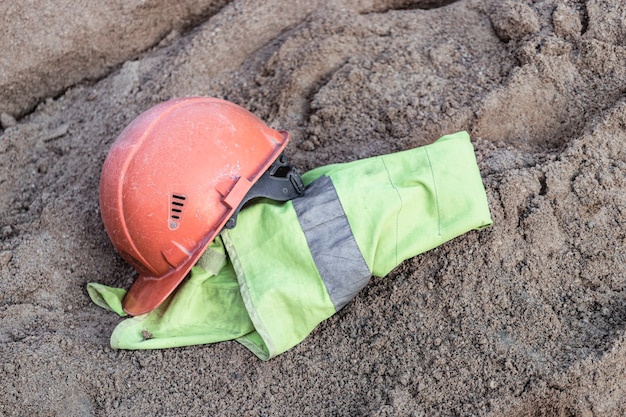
[292,175,371,311]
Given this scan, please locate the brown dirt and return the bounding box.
[1,0,625,415]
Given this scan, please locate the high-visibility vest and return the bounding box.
[89,131,492,359]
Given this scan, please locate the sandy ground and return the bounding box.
[1,0,625,415]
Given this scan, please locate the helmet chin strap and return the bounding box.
[224,153,305,229]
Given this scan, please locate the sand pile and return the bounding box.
[1,0,624,415]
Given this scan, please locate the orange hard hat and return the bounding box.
[100,97,296,316]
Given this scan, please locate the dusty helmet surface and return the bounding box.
[100,97,289,315]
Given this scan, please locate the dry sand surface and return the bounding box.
[1,0,625,415]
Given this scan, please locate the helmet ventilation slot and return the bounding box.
[169,194,187,229]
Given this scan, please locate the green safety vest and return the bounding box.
[88,131,492,360]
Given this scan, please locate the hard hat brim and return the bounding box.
[122,245,204,316]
